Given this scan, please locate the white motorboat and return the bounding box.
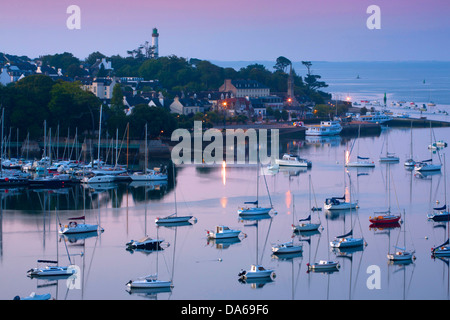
[27,260,76,278]
[306,260,340,272]
[305,120,342,136]
[206,225,241,239]
[275,154,312,167]
[238,264,275,279]
[59,216,100,234]
[126,275,172,289]
[356,112,391,124]
[271,241,303,254]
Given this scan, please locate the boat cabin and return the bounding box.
[216,226,230,233]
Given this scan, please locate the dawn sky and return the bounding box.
[1,0,449,62]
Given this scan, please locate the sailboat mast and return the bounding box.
[144,123,148,173]
[97,105,103,169]
[173,164,177,214]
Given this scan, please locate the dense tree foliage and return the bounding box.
[0,52,333,142]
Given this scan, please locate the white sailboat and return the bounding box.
[131,123,168,182]
[415,124,442,172]
[238,219,275,281]
[271,240,303,254]
[307,210,340,273]
[155,164,194,225]
[330,176,366,250]
[59,215,100,235]
[238,163,274,216]
[324,158,358,211]
[127,226,172,290]
[387,210,416,263]
[427,154,449,222]
[379,127,399,163]
[292,175,321,232]
[28,212,77,278]
[346,125,375,168]
[404,121,416,168]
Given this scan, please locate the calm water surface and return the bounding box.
[1,126,449,300]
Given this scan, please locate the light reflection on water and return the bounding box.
[0,126,449,300]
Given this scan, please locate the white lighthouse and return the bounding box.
[152,28,159,58]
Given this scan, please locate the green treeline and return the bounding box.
[0,53,331,141]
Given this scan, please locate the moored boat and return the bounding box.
[275,154,311,167]
[206,225,241,239]
[238,264,275,279]
[59,216,100,234]
[306,260,340,272]
[305,120,342,136]
[271,241,303,254]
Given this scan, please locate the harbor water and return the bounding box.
[1,125,449,300]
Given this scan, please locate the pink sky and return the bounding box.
[1,0,449,61]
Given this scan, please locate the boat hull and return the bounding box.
[155,216,193,224]
[369,215,401,224]
[324,202,357,211]
[272,245,303,254]
[238,207,272,215]
[427,212,450,222]
[330,237,364,248]
[27,266,75,278]
[292,223,320,232]
[59,224,99,234]
[387,252,414,261]
[346,161,375,168]
[127,279,172,289]
[208,231,241,239]
[307,261,340,272]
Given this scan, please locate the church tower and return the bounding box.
[287,64,299,106]
[152,28,159,58]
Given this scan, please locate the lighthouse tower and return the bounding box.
[152,28,159,58]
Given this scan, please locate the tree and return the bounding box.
[313,104,332,118]
[274,56,291,73]
[301,61,312,75]
[110,83,124,113]
[85,51,106,65]
[7,75,54,139]
[304,74,328,91]
[48,81,101,136]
